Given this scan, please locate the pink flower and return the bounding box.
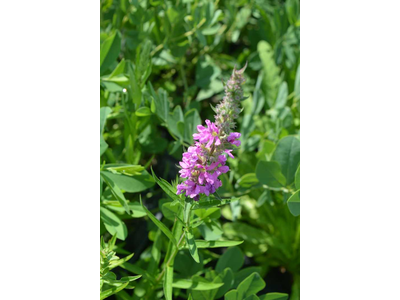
[176,65,246,200]
[224,150,234,158]
[193,120,221,148]
[227,132,241,146]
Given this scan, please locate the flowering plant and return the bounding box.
[100,0,300,298]
[177,64,247,201]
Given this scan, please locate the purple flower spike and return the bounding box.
[227,132,241,147]
[176,64,246,200]
[193,119,221,148]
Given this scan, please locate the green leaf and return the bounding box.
[100,207,127,240]
[120,275,141,282]
[100,282,129,300]
[135,106,152,117]
[172,278,224,290]
[186,228,200,263]
[257,139,276,159]
[184,240,243,249]
[164,266,174,300]
[151,168,180,201]
[215,268,235,299]
[136,40,152,86]
[106,164,145,176]
[287,190,300,216]
[274,82,288,110]
[128,63,142,106]
[101,172,130,214]
[194,207,220,220]
[223,222,272,245]
[225,290,239,300]
[234,267,262,288]
[100,107,112,134]
[100,31,121,75]
[255,161,286,188]
[109,253,134,270]
[195,197,240,210]
[120,262,155,283]
[244,296,260,300]
[149,83,169,123]
[237,272,266,299]
[294,65,300,100]
[105,201,147,218]
[167,105,184,139]
[272,136,300,185]
[191,274,224,300]
[256,190,270,207]
[237,173,259,189]
[257,41,281,107]
[259,293,288,300]
[174,251,203,278]
[101,75,129,87]
[295,165,300,190]
[100,170,155,193]
[195,55,221,88]
[216,246,244,273]
[162,200,182,221]
[184,109,202,144]
[101,135,108,156]
[140,199,178,248]
[108,233,118,249]
[109,58,126,78]
[198,220,223,241]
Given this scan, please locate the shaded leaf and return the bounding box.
[140,199,178,248]
[255,161,286,188]
[172,278,224,290]
[100,31,121,75]
[100,207,127,240]
[216,246,244,273]
[287,190,300,216]
[272,136,300,185]
[100,170,155,193]
[186,228,200,263]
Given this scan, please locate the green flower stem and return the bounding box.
[155,231,185,283]
[154,201,192,287]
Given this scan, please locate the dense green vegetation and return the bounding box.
[100,0,300,299]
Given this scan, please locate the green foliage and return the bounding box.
[101,0,300,299]
[100,235,141,299]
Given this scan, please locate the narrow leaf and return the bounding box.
[287,190,300,216]
[172,279,224,290]
[184,240,243,249]
[186,228,200,263]
[140,198,178,248]
[100,282,129,300]
[101,172,130,214]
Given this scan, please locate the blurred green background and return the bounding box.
[100,0,300,299]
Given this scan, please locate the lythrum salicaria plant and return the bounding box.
[142,64,249,300]
[176,63,247,201]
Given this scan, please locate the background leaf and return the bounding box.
[256,161,286,187]
[272,136,300,185]
[100,207,127,240]
[100,31,121,75]
[216,246,244,273]
[287,190,300,216]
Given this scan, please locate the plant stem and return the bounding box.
[155,201,192,284]
[155,231,185,283]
